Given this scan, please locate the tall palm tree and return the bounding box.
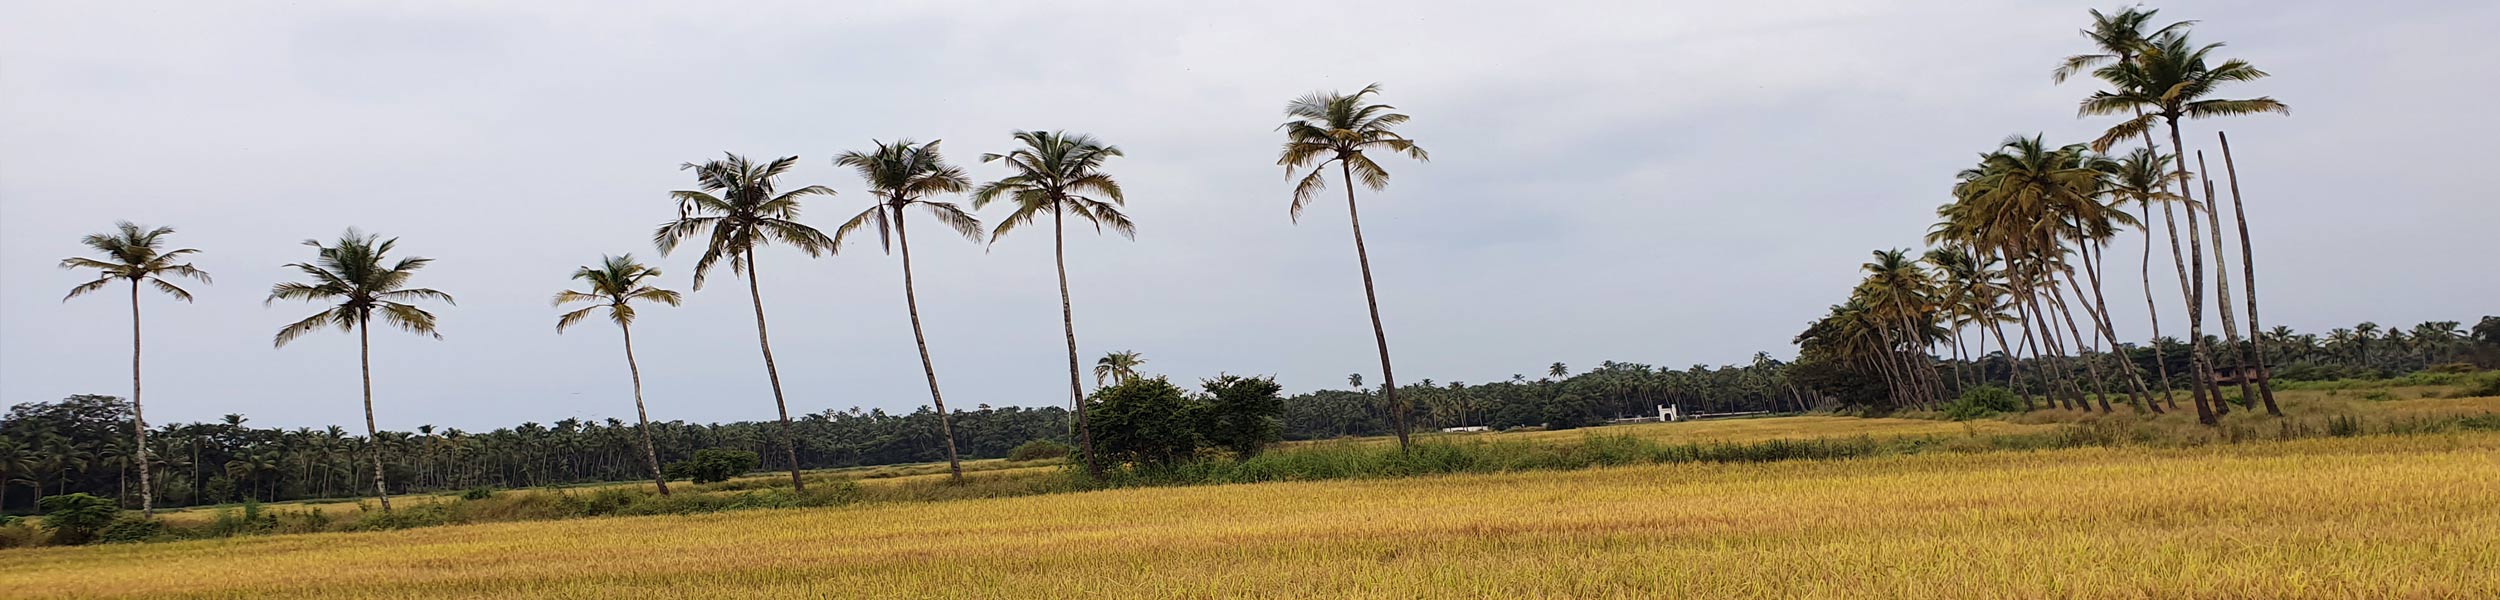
[267,229,452,511]
[1094,350,1146,387]
[1277,83,1429,452]
[554,255,683,495]
[974,130,1132,477]
[2052,7,2193,85]
[833,139,982,481]
[2109,148,2186,408]
[2194,152,2261,413]
[2215,132,2279,413]
[653,154,834,491]
[59,222,209,516]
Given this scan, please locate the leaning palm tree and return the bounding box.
[2109,148,2187,409]
[1277,83,1429,452]
[267,229,452,512]
[652,153,834,492]
[1094,350,1145,387]
[833,139,981,481]
[554,254,683,495]
[59,222,209,516]
[973,130,1132,477]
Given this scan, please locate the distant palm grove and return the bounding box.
[7,6,2500,519]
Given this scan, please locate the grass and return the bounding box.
[4,432,2494,599]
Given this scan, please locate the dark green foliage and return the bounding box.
[1199,375,1285,457]
[460,486,497,500]
[2326,415,2363,437]
[100,516,166,543]
[1086,377,1204,468]
[1006,439,1071,462]
[37,493,118,545]
[664,448,761,484]
[1944,386,2024,421]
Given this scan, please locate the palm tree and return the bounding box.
[0,439,34,510]
[974,130,1132,477]
[1277,83,1430,452]
[833,139,982,481]
[1094,350,1146,387]
[653,153,835,492]
[2109,148,2186,408]
[267,229,452,511]
[2216,132,2279,413]
[59,222,209,516]
[554,255,683,495]
[2052,7,2193,85]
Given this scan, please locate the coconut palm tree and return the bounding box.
[267,229,452,511]
[59,222,210,515]
[833,139,982,481]
[2053,7,2193,85]
[973,130,1132,477]
[1094,350,1146,387]
[653,153,834,491]
[2216,132,2279,413]
[1278,83,1429,452]
[554,254,683,495]
[0,439,34,510]
[2109,148,2187,408]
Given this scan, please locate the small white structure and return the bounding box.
[1440,425,1490,433]
[1660,404,1682,422]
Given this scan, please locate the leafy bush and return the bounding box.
[1088,377,1205,468]
[1006,439,1072,462]
[1943,386,2023,421]
[1199,375,1285,458]
[461,486,498,500]
[100,516,166,543]
[36,493,119,545]
[0,517,41,548]
[664,448,761,484]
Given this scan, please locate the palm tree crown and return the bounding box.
[832,139,983,251]
[973,130,1132,240]
[2052,7,2193,83]
[554,254,682,332]
[267,229,455,347]
[1094,350,1146,387]
[2082,33,2289,151]
[652,153,836,289]
[1276,83,1429,221]
[62,222,212,302]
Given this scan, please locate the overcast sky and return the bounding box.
[3,1,2492,431]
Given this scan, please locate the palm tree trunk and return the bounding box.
[740,253,806,492]
[2046,279,2112,413]
[357,315,393,512]
[2164,118,2221,425]
[1341,161,1407,452]
[619,323,668,496]
[2196,154,2257,413]
[2135,202,2179,409]
[2217,133,2281,416]
[1052,206,1101,477]
[892,209,964,481]
[2078,244,2158,413]
[129,281,154,516]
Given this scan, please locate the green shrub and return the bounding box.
[664,448,761,484]
[1006,439,1072,462]
[2360,390,2395,401]
[1943,386,2023,421]
[0,519,42,548]
[461,486,498,500]
[1088,377,1205,468]
[2326,415,2364,437]
[1199,375,1285,458]
[99,516,166,543]
[36,493,119,545]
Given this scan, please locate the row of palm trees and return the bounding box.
[58,86,1431,513]
[1800,7,2288,424]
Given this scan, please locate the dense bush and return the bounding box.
[1943,386,2024,421]
[1088,377,1205,467]
[36,493,119,545]
[665,448,762,484]
[1199,375,1285,458]
[100,516,167,543]
[1006,439,1072,462]
[0,519,40,548]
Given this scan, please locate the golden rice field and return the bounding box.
[8,428,2496,599]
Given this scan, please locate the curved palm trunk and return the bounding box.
[2163,118,2221,425]
[741,254,806,492]
[2197,154,2259,413]
[619,323,668,495]
[2136,202,2179,409]
[2217,133,2281,416]
[2078,244,2158,413]
[357,316,393,512]
[1340,161,1407,452]
[1053,206,1100,477]
[2047,280,2113,413]
[129,281,154,516]
[892,209,964,481]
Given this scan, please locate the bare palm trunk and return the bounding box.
[2136,202,2179,409]
[892,210,964,481]
[619,323,668,496]
[741,254,806,492]
[129,281,154,516]
[2196,154,2257,413]
[357,316,393,512]
[2164,119,2221,425]
[2217,133,2281,416]
[1053,206,1100,477]
[1341,161,1406,452]
[2078,244,2157,413]
[2047,278,2113,413]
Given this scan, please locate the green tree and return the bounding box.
[1094,350,1146,387]
[1085,377,1200,468]
[36,493,118,545]
[653,154,835,491]
[59,222,210,516]
[834,139,982,481]
[1198,375,1285,458]
[267,229,453,511]
[554,254,684,496]
[974,130,1133,477]
[1277,83,1429,452]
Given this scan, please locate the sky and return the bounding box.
[3,1,2493,431]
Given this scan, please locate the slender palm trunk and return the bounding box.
[128,281,154,516]
[2196,154,2257,412]
[357,316,393,512]
[1340,161,1406,452]
[892,208,964,481]
[1053,206,1100,477]
[2078,244,2158,412]
[2164,119,2221,425]
[740,254,806,492]
[2047,278,2112,412]
[2217,133,2280,415]
[2136,202,2179,409]
[618,323,668,496]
